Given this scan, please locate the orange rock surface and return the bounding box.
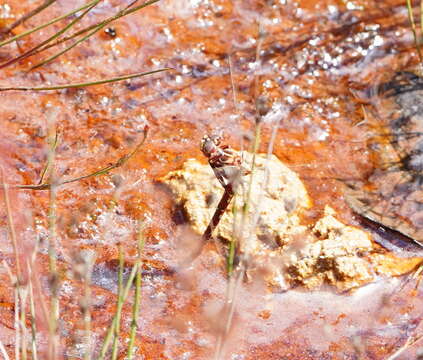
[0,0,422,359]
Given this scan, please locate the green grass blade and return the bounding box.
[127,221,145,359]
[27,263,38,360]
[27,0,159,60]
[421,0,423,55]
[1,0,57,35]
[110,245,124,360]
[0,68,169,92]
[97,263,139,360]
[0,1,97,48]
[46,114,60,360]
[30,0,160,70]
[406,0,423,66]
[0,0,101,69]
[16,125,149,191]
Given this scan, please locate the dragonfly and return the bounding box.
[199,133,244,241]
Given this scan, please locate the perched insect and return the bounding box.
[200,133,243,191]
[180,133,244,262]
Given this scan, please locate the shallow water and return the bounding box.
[0,0,422,359]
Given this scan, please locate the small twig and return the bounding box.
[0,0,57,36]
[14,126,149,190]
[0,68,169,92]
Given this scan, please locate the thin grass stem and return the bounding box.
[386,333,423,360]
[110,245,124,360]
[97,263,139,360]
[0,339,10,360]
[1,171,23,282]
[0,0,102,70]
[38,132,59,185]
[27,263,38,360]
[0,1,97,48]
[1,0,57,35]
[19,287,28,360]
[14,288,20,360]
[81,255,94,360]
[1,170,27,360]
[16,124,149,191]
[406,0,423,68]
[0,68,169,92]
[3,262,19,360]
[46,112,59,360]
[421,0,423,47]
[29,0,160,58]
[47,189,59,360]
[214,19,266,360]
[31,0,160,70]
[227,203,237,276]
[127,221,145,359]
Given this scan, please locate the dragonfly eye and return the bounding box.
[200,135,215,157]
[209,134,222,146]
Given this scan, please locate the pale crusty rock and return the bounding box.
[161,154,419,291]
[161,151,312,249]
[286,206,374,290]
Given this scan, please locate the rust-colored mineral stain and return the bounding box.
[0,0,422,359]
